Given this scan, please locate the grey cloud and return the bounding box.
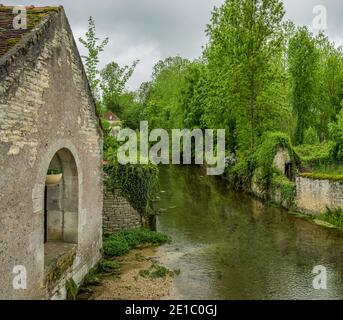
[5,0,343,88]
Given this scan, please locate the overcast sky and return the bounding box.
[6,0,343,89]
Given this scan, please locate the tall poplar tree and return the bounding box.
[205,0,286,152]
[288,27,319,145]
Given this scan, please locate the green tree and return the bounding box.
[288,27,319,145]
[141,56,190,129]
[79,16,109,99]
[329,106,343,160]
[205,0,286,152]
[315,34,343,140]
[100,60,139,119]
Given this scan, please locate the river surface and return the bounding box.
[156,166,343,300]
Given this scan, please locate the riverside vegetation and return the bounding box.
[79,2,343,228]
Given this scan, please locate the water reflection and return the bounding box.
[156,166,343,300]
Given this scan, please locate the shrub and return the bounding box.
[103,228,171,257]
[271,173,296,206]
[226,153,256,191]
[294,141,335,168]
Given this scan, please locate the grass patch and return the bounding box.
[98,259,121,274]
[82,267,102,286]
[66,278,79,300]
[139,263,175,279]
[289,209,343,231]
[316,208,343,230]
[81,257,120,288]
[103,228,171,257]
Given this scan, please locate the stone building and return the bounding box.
[0,6,103,299]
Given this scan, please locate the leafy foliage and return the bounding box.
[139,56,190,129]
[103,228,171,257]
[104,149,159,216]
[329,108,343,160]
[271,174,296,206]
[294,141,335,170]
[81,1,343,196]
[294,142,334,162]
[288,27,319,145]
[79,17,109,99]
[100,60,140,125]
[204,0,287,152]
[303,127,319,145]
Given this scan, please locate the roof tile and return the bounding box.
[0,5,60,58]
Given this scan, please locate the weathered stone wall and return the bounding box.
[296,177,343,214]
[273,148,291,174]
[0,8,102,299]
[103,187,142,235]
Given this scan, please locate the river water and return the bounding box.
[156,166,343,300]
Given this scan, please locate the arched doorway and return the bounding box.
[44,148,78,267]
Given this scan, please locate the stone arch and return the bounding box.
[33,140,82,267]
[45,148,79,243]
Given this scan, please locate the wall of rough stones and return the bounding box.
[296,176,343,214]
[103,187,142,235]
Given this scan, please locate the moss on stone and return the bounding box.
[299,172,343,182]
[44,248,76,289]
[0,6,61,58]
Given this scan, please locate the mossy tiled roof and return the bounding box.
[0,5,61,58]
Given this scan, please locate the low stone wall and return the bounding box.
[295,176,343,214]
[103,187,143,235]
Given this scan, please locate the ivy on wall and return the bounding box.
[271,174,296,207]
[254,131,298,191]
[104,161,158,216]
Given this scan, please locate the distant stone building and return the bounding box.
[0,6,103,299]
